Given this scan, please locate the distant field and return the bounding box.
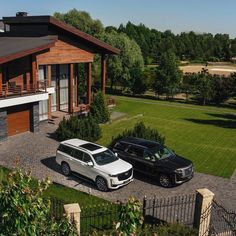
[99,96,236,178]
[147,63,236,76]
[180,63,236,76]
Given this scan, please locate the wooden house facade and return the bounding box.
[0,13,119,140]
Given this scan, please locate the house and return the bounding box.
[0,12,119,140]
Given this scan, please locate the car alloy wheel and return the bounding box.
[61,162,71,176]
[159,174,172,188]
[96,177,108,192]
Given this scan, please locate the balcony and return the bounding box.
[0,80,54,109]
[0,80,49,99]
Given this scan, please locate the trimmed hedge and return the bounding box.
[90,91,110,124]
[55,115,101,142]
[109,121,165,148]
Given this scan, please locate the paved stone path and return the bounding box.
[0,122,235,210]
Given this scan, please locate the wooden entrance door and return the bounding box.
[7,105,30,136]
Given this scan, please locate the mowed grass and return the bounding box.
[98,96,236,178]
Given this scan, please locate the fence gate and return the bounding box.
[209,200,236,236]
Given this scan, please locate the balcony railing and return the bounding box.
[0,80,48,99]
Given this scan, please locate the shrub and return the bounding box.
[115,197,143,235]
[0,166,76,236]
[135,223,197,236]
[109,121,165,148]
[55,115,102,142]
[90,91,110,123]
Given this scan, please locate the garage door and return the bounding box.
[7,105,30,136]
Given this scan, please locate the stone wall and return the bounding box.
[30,102,39,132]
[0,109,7,141]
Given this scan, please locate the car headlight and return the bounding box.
[108,174,118,177]
[175,169,183,174]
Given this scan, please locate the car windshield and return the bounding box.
[151,146,175,160]
[93,149,119,165]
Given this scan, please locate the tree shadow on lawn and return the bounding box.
[184,113,236,129]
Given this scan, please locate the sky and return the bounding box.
[0,0,236,38]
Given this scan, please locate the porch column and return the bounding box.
[47,65,52,119]
[31,54,37,90]
[101,54,107,94]
[0,66,2,95]
[74,64,78,107]
[87,62,92,105]
[56,65,60,111]
[26,72,31,90]
[69,64,74,113]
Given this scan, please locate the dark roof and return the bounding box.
[3,15,120,55]
[0,36,56,64]
[120,137,160,148]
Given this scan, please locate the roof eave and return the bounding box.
[49,17,120,55]
[0,40,56,64]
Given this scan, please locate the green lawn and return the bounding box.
[99,96,236,178]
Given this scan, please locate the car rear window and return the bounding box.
[58,144,73,156]
[114,142,129,151]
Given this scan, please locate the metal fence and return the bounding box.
[143,194,196,227]
[47,194,236,236]
[80,203,120,233]
[49,197,66,220]
[79,193,196,234]
[209,200,236,236]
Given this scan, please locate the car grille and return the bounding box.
[118,168,133,181]
[183,166,193,177]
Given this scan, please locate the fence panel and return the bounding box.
[209,200,236,236]
[49,197,66,220]
[143,194,196,227]
[80,203,120,234]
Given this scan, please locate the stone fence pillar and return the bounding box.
[64,203,81,236]
[193,188,215,236]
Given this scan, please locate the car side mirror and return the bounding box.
[115,153,118,157]
[87,161,94,167]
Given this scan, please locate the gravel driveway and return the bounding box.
[0,121,235,210]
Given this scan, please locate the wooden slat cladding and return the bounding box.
[36,37,94,65]
[3,56,31,87]
[7,105,30,136]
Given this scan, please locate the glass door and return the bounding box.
[59,64,69,111]
[38,65,48,121]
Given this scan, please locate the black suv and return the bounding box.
[112,137,193,187]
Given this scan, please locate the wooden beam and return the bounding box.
[101,54,106,94]
[26,72,30,90]
[47,65,52,119]
[69,64,74,113]
[47,65,52,86]
[74,64,78,107]
[56,65,60,111]
[31,54,37,90]
[87,62,92,105]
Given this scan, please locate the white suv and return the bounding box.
[56,139,133,191]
